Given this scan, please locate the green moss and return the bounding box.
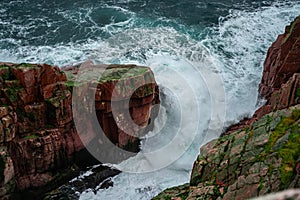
[5,88,18,102]
[72,66,149,84]
[278,124,300,188]
[16,63,35,68]
[284,18,299,43]
[291,109,300,120]
[177,192,189,200]
[247,130,254,141]
[65,80,86,87]
[258,176,264,192]
[23,134,39,139]
[296,88,300,102]
[296,88,300,97]
[216,134,231,145]
[213,185,221,197]
[264,110,299,152]
[65,81,75,87]
[1,67,10,80]
[153,184,189,200]
[144,84,153,96]
[254,152,266,162]
[267,164,275,176]
[99,67,149,83]
[243,125,250,132]
[261,109,300,189]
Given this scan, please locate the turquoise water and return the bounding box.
[1,0,300,199]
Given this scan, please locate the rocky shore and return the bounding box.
[154,16,300,200]
[0,62,159,199]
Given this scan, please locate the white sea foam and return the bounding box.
[78,2,300,200]
[204,1,300,123]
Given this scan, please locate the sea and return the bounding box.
[1,0,300,199]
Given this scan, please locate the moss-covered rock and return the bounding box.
[154,105,300,200]
[153,184,190,200]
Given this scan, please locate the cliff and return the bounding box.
[154,16,300,200]
[0,62,159,198]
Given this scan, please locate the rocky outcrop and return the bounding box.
[154,105,300,200]
[154,16,300,200]
[256,15,300,119]
[64,62,160,152]
[0,62,159,198]
[259,16,300,99]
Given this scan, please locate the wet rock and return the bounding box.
[43,165,120,200]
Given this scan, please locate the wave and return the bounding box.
[78,1,300,200]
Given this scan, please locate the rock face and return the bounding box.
[65,63,159,152]
[256,15,300,119]
[259,16,300,99]
[155,105,300,200]
[0,62,159,198]
[153,16,300,200]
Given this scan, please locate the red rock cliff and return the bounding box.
[0,62,159,198]
[225,16,300,134]
[257,16,300,117]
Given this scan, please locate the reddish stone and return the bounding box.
[0,107,8,118]
[39,64,66,86]
[259,16,300,98]
[118,130,137,149]
[223,17,300,135]
[0,61,159,195]
[10,67,36,88]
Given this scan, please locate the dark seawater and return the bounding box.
[1,0,300,199]
[0,0,276,45]
[0,0,298,65]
